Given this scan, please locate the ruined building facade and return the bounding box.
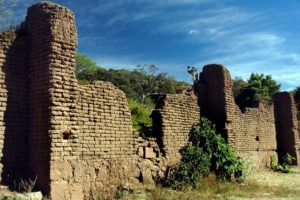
[0,2,299,200]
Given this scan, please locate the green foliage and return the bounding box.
[273,153,295,173]
[293,86,300,120]
[75,53,190,137]
[244,73,280,101]
[165,118,248,189]
[270,154,278,170]
[75,53,98,81]
[189,118,247,181]
[128,98,154,137]
[246,73,280,101]
[232,77,247,98]
[75,54,190,102]
[114,185,133,199]
[0,196,22,200]
[235,73,280,109]
[165,145,211,190]
[234,159,250,183]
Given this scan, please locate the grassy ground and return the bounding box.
[96,168,300,200]
[2,168,300,199]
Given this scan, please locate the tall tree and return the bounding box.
[232,77,247,98]
[132,64,159,103]
[75,54,190,102]
[75,53,98,83]
[235,73,280,109]
[244,73,280,101]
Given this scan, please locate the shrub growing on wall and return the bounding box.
[165,118,247,189]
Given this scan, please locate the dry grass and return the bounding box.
[111,173,300,200]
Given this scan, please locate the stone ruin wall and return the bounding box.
[227,102,277,169]
[0,2,299,200]
[0,29,29,185]
[198,65,278,169]
[221,65,277,169]
[77,82,134,160]
[0,3,169,199]
[153,93,200,163]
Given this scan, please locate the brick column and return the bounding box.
[274,92,300,164]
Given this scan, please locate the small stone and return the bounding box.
[16,191,43,200]
[144,147,156,159]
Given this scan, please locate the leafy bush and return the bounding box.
[128,98,154,137]
[165,145,211,190]
[270,154,278,170]
[165,118,248,189]
[189,118,247,181]
[274,153,295,173]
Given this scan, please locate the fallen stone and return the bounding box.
[144,147,157,159]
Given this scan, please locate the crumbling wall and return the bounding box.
[1,2,300,199]
[153,93,200,162]
[274,92,300,164]
[25,2,79,195]
[0,30,29,183]
[77,82,134,159]
[198,65,228,138]
[198,64,277,169]
[71,83,167,199]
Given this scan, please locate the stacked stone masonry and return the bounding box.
[77,82,134,159]
[0,2,299,200]
[198,65,280,169]
[153,93,200,162]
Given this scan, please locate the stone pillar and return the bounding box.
[274,92,300,164]
[26,2,79,197]
[197,64,235,140]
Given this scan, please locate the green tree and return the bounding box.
[75,53,98,83]
[293,86,300,120]
[132,64,159,103]
[235,73,280,109]
[128,98,154,137]
[232,77,247,98]
[75,54,190,101]
[245,73,280,101]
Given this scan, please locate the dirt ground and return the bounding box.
[228,167,300,200]
[124,167,300,200]
[1,168,300,199]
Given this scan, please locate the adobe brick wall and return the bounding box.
[77,82,134,159]
[197,64,277,169]
[198,65,228,138]
[0,30,29,184]
[153,93,200,162]
[25,2,79,195]
[0,2,300,199]
[274,92,300,164]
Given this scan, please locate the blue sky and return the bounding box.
[13,0,300,90]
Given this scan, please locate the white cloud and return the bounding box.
[188,29,199,35]
[76,0,300,90]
